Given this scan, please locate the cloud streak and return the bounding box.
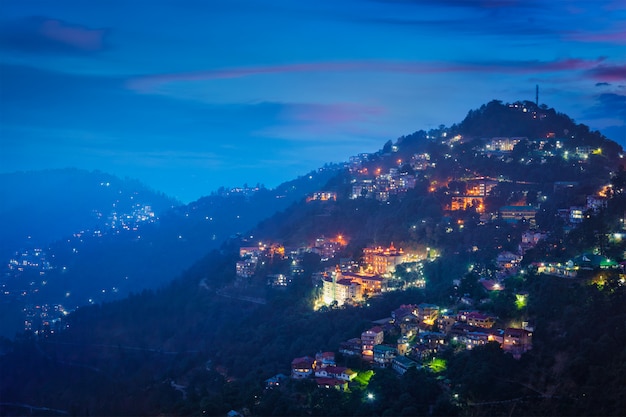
[566,28,626,45]
[127,58,606,93]
[0,16,108,54]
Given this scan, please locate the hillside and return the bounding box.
[0,166,341,338]
[1,101,624,416]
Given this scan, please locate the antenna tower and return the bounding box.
[536,85,539,106]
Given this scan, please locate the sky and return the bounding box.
[1,0,625,203]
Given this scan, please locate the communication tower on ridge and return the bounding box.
[536,85,539,106]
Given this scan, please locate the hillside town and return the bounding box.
[222,114,626,397]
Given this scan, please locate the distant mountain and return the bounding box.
[0,165,342,337]
[0,168,178,260]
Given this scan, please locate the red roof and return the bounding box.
[505,328,528,337]
[480,280,504,291]
[316,377,345,386]
[323,366,347,375]
[291,356,314,368]
[368,326,383,334]
[466,312,492,320]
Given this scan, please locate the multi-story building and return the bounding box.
[484,137,524,153]
[392,355,419,375]
[339,338,362,356]
[306,191,337,202]
[322,274,362,306]
[569,206,585,224]
[267,274,291,287]
[499,205,537,223]
[236,259,257,278]
[344,272,386,295]
[450,196,485,213]
[291,356,315,379]
[350,179,375,199]
[364,244,405,274]
[361,326,384,358]
[416,303,440,325]
[315,352,336,368]
[503,328,533,358]
[465,312,496,328]
[520,231,546,252]
[397,335,410,355]
[373,345,397,367]
[496,251,522,272]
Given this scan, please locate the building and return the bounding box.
[307,191,337,202]
[361,326,384,358]
[315,378,348,391]
[265,374,288,389]
[350,179,375,199]
[451,196,485,213]
[496,251,522,272]
[520,231,546,252]
[466,179,498,197]
[397,336,410,355]
[346,272,386,295]
[485,137,524,152]
[373,345,397,367]
[267,274,291,287]
[236,259,257,278]
[315,352,336,368]
[499,205,537,223]
[392,304,418,323]
[438,315,457,334]
[569,206,586,224]
[314,366,356,382]
[465,312,496,328]
[392,355,419,375]
[372,250,404,274]
[339,338,362,356]
[449,177,498,213]
[363,244,405,274]
[291,356,315,379]
[322,273,362,306]
[416,303,440,325]
[503,328,533,358]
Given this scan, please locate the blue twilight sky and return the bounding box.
[1,0,625,203]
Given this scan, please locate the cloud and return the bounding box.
[596,82,611,87]
[372,0,541,10]
[126,58,606,93]
[0,16,108,54]
[586,65,626,83]
[566,28,626,45]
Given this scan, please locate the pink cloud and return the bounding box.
[0,16,107,54]
[587,65,626,82]
[126,57,609,93]
[566,28,626,45]
[39,19,105,51]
